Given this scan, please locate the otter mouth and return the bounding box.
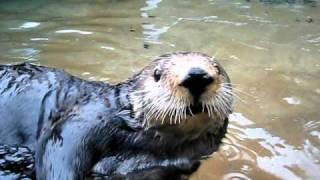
[188,103,205,115]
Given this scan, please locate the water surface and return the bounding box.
[0,0,319,179]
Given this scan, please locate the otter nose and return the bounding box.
[180,67,214,97]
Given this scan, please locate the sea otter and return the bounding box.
[0,52,233,179]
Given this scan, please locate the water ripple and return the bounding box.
[55,29,93,35]
[182,16,248,26]
[227,112,320,179]
[223,171,252,180]
[9,21,40,30]
[283,96,301,105]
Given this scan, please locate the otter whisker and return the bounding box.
[220,82,239,86]
[174,108,178,125]
[205,104,210,117]
[167,96,177,124]
[178,101,185,124]
[124,89,149,98]
[217,96,231,115]
[163,101,172,124]
[188,106,194,116]
[207,103,213,118]
[154,96,172,123]
[180,99,188,123]
[168,108,174,124]
[149,98,165,119]
[224,86,255,98]
[142,92,172,126]
[210,103,215,118]
[211,97,225,119]
[232,89,255,99]
[165,96,177,123]
[218,92,233,109]
[174,99,182,125]
[156,94,179,124]
[220,86,244,102]
[222,88,246,104]
[173,103,178,124]
[214,96,225,116]
[219,93,232,112]
[147,94,171,124]
[202,104,205,113]
[183,105,187,122]
[179,106,183,124]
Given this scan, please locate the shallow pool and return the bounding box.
[0,0,319,179]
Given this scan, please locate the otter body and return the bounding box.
[0,64,120,179]
[0,64,114,147]
[0,52,233,179]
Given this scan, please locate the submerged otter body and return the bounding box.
[0,52,233,179]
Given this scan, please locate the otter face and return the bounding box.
[130,52,233,129]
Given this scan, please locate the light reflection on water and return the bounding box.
[0,0,319,179]
[228,113,319,179]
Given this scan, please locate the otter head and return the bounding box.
[129,52,233,131]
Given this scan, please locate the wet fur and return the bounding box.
[0,52,232,179]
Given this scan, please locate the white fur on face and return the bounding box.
[130,53,233,129]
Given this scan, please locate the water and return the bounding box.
[0,0,319,179]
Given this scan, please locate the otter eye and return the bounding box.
[153,69,162,82]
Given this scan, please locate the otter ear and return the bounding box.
[153,68,162,82]
[213,63,221,75]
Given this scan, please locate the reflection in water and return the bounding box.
[0,0,319,179]
[9,22,41,30]
[227,113,319,179]
[283,96,301,105]
[141,0,162,14]
[142,23,170,44]
[55,29,93,35]
[30,38,49,41]
[141,0,177,47]
[9,48,40,62]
